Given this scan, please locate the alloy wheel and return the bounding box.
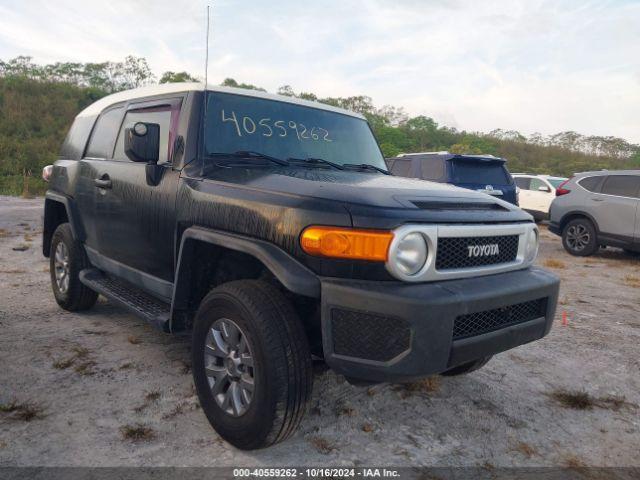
[566,224,590,251]
[54,242,70,293]
[204,318,255,417]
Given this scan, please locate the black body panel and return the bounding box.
[43,86,558,383]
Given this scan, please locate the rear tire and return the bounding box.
[562,218,598,256]
[441,356,492,376]
[49,223,98,311]
[192,280,312,450]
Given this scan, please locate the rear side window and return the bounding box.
[60,116,96,160]
[84,107,124,159]
[419,158,445,181]
[578,176,603,193]
[451,160,509,185]
[391,159,413,177]
[514,177,531,189]
[600,175,640,198]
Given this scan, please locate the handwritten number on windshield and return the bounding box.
[221,110,332,142]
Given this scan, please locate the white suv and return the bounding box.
[512,174,568,220]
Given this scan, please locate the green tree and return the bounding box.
[221,78,266,91]
[159,71,199,83]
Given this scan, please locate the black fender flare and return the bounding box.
[43,191,86,257]
[170,226,320,327]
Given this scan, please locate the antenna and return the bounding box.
[204,4,210,87]
[199,4,211,175]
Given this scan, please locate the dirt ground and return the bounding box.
[0,195,638,467]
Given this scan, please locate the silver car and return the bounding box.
[549,170,640,256]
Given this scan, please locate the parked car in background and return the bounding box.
[387,152,519,205]
[549,170,640,256]
[512,174,568,221]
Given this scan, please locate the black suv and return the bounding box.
[43,83,559,449]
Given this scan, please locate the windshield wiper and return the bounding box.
[207,151,290,166]
[287,157,344,170]
[342,163,390,175]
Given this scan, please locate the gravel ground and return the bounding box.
[0,195,639,467]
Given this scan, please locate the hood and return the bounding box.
[202,166,511,205]
[197,165,532,226]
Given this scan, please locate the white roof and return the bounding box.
[77,82,365,119]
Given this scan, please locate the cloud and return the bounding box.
[0,0,638,142]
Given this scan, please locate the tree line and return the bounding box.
[0,55,638,196]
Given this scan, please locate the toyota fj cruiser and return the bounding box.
[42,83,559,449]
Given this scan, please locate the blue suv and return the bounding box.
[387,152,519,205]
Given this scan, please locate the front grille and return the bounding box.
[453,298,547,340]
[436,235,519,270]
[331,308,411,362]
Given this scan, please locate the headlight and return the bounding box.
[525,227,539,261]
[392,232,428,276]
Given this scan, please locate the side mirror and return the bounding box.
[124,122,160,164]
[538,185,551,193]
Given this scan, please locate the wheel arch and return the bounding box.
[170,226,320,332]
[43,192,85,257]
[559,211,600,235]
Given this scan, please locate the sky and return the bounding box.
[0,0,639,143]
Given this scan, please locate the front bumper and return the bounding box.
[321,267,559,382]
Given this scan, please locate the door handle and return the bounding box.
[590,197,604,202]
[94,175,112,189]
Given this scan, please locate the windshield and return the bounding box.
[547,177,568,188]
[203,92,386,170]
[451,159,510,185]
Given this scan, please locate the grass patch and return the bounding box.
[548,389,637,411]
[74,360,97,376]
[549,390,595,410]
[0,400,45,421]
[162,402,186,420]
[624,275,640,288]
[309,435,336,455]
[119,362,134,370]
[133,391,162,413]
[362,423,374,433]
[543,258,566,269]
[394,376,440,398]
[127,335,141,345]
[145,391,161,402]
[563,455,586,469]
[52,345,92,372]
[0,269,26,274]
[52,357,75,370]
[512,441,538,458]
[120,423,156,442]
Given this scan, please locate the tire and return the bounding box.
[441,356,492,376]
[562,218,598,256]
[192,280,313,450]
[49,223,98,311]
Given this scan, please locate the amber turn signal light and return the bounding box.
[300,226,393,261]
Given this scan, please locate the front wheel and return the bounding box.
[192,280,312,450]
[562,218,598,256]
